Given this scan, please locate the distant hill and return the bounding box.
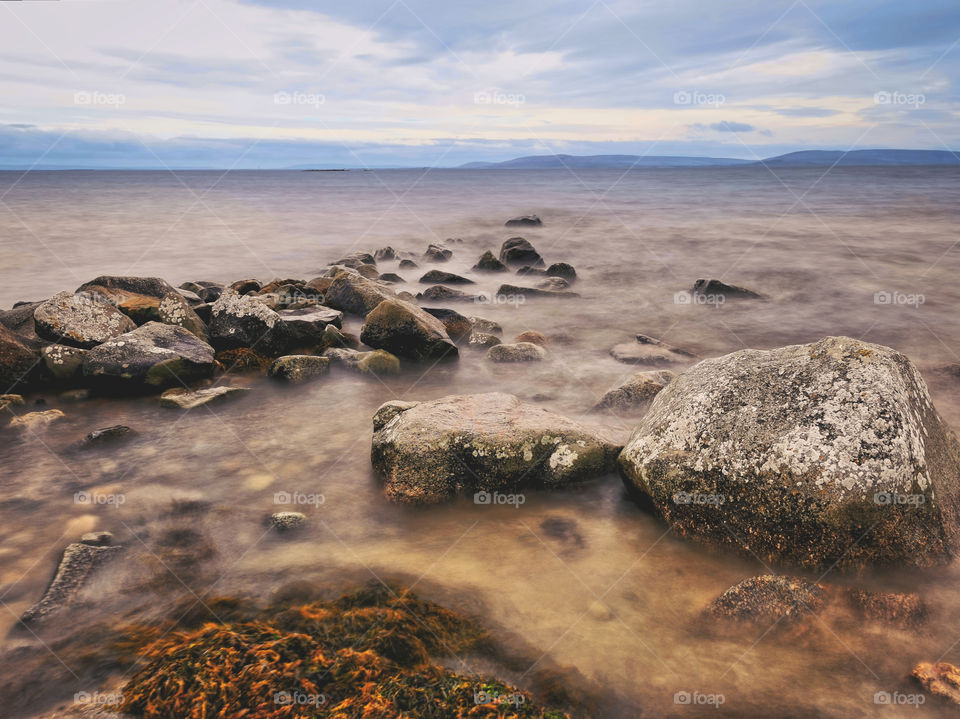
[459,150,960,169]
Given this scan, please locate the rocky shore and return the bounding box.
[5,220,960,716]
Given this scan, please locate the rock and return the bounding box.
[468,332,502,349]
[322,324,358,349]
[618,336,960,569]
[159,386,250,409]
[34,291,137,348]
[419,269,474,285]
[587,601,614,621]
[356,264,380,280]
[398,259,419,270]
[79,425,137,448]
[268,355,331,383]
[333,251,376,268]
[256,283,321,310]
[692,278,763,300]
[269,511,307,531]
[179,281,205,294]
[845,588,927,626]
[505,215,543,227]
[516,266,547,277]
[370,392,621,503]
[514,331,547,347]
[193,302,213,324]
[177,287,204,304]
[229,278,261,294]
[496,283,579,299]
[378,273,405,284]
[323,348,401,375]
[487,342,547,362]
[20,542,123,623]
[547,262,577,280]
[197,285,224,303]
[537,277,569,291]
[417,285,480,303]
[157,293,209,341]
[610,335,694,365]
[41,343,87,381]
[472,251,508,273]
[423,243,452,262]
[360,299,458,361]
[423,308,472,341]
[0,301,43,339]
[499,237,544,267]
[374,246,397,261]
[75,276,181,324]
[322,270,396,317]
[469,317,502,336]
[306,276,333,293]
[8,409,65,432]
[84,322,216,389]
[912,662,960,705]
[0,324,42,389]
[80,531,113,547]
[276,306,344,349]
[59,389,89,402]
[593,370,675,411]
[707,575,826,624]
[0,393,24,411]
[208,290,288,354]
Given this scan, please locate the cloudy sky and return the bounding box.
[0,0,957,168]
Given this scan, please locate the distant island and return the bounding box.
[459,149,960,169]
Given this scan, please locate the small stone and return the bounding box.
[268,355,331,383]
[536,277,569,291]
[496,283,579,299]
[514,331,547,347]
[378,273,405,284]
[323,348,401,375]
[80,531,114,547]
[692,278,763,300]
[270,511,307,531]
[468,332,502,349]
[505,215,542,227]
[79,425,138,448]
[593,370,675,411]
[487,342,547,362]
[588,600,613,621]
[159,386,250,409]
[374,246,397,261]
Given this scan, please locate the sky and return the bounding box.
[0,0,957,168]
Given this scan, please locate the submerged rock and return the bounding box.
[496,283,579,299]
[398,258,419,270]
[159,386,249,409]
[371,393,621,503]
[610,334,694,365]
[707,576,826,624]
[0,324,42,389]
[505,214,543,227]
[514,330,547,347]
[374,246,397,261]
[323,347,401,375]
[378,273,405,284]
[417,285,480,303]
[547,262,577,280]
[79,425,138,449]
[361,299,458,361]
[472,250,508,273]
[487,342,546,362]
[269,511,307,531]
[536,277,570,291]
[692,278,763,300]
[419,269,474,285]
[20,542,123,624]
[423,308,472,341]
[619,336,960,569]
[84,323,216,389]
[499,237,544,267]
[593,370,675,411]
[322,270,396,317]
[34,291,136,348]
[423,243,452,262]
[268,355,331,383]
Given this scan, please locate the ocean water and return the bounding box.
[2,167,960,717]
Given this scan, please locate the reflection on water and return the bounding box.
[2,167,960,718]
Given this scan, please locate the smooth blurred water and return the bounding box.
[2,167,960,718]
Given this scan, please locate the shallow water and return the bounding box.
[2,167,960,717]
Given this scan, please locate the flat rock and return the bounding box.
[487,342,546,362]
[469,317,502,336]
[618,336,960,569]
[419,269,474,285]
[322,270,396,317]
[692,278,763,300]
[593,370,675,411]
[499,237,544,267]
[610,335,694,365]
[417,285,480,303]
[269,511,307,531]
[323,347,400,375]
[496,283,579,299]
[20,542,123,624]
[371,392,621,503]
[505,215,543,227]
[268,355,331,383]
[159,386,250,409]
[707,576,826,624]
[34,291,136,348]
[84,322,216,389]
[468,332,502,349]
[276,306,344,349]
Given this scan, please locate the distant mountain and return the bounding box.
[459,150,960,169]
[460,154,751,169]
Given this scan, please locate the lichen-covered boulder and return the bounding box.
[371,392,621,503]
[157,292,209,341]
[360,299,458,361]
[322,270,395,317]
[76,275,180,324]
[83,322,216,389]
[618,336,960,569]
[41,343,87,381]
[34,291,136,348]
[208,289,288,354]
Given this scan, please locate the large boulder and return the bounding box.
[76,275,180,324]
[322,270,395,317]
[208,290,288,354]
[360,299,458,361]
[371,393,621,503]
[34,291,136,348]
[0,301,43,339]
[276,306,343,349]
[83,322,216,389]
[499,237,544,267]
[618,336,960,569]
[0,324,42,389]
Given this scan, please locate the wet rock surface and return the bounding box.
[159,385,249,409]
[267,354,331,383]
[34,291,136,349]
[593,370,675,411]
[487,342,547,362]
[323,347,401,375]
[360,299,458,361]
[499,237,544,267]
[20,542,123,624]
